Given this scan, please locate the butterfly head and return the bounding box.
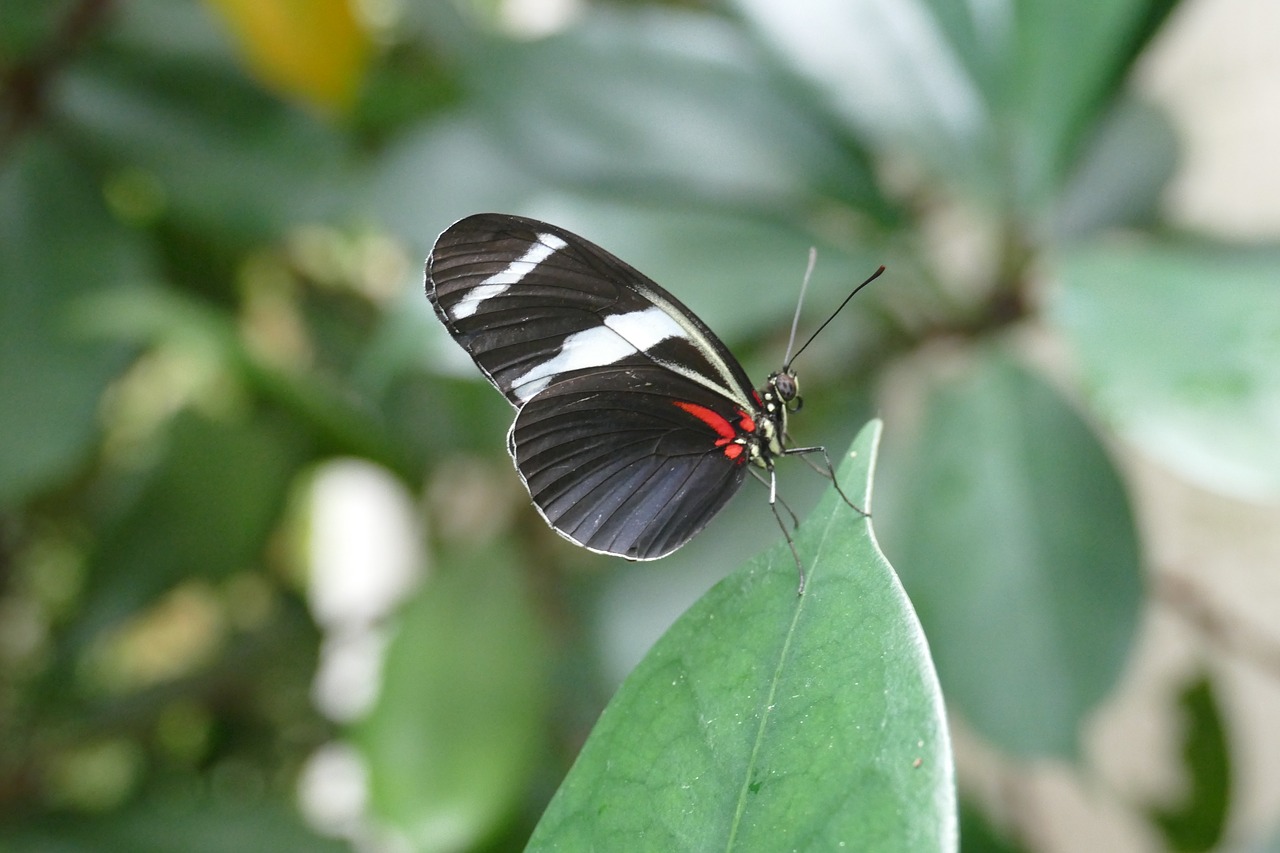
[768,369,804,413]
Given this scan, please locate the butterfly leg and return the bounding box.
[749,467,800,531]
[764,463,808,595]
[783,444,870,517]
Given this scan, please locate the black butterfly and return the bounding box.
[427,213,880,590]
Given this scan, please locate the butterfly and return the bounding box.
[426,213,881,591]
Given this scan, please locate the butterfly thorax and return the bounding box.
[750,369,803,466]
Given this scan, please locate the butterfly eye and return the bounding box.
[773,371,799,402]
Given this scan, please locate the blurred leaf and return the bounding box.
[367,115,548,258]
[204,0,371,113]
[77,410,309,642]
[354,551,551,853]
[461,8,886,216]
[959,797,1024,853]
[876,348,1142,757]
[371,7,899,264]
[1150,674,1231,852]
[0,0,71,60]
[1243,825,1280,853]
[377,373,514,471]
[1052,96,1180,239]
[54,3,355,239]
[0,791,345,853]
[372,9,901,383]
[78,284,409,474]
[0,137,142,507]
[986,0,1180,210]
[733,0,991,191]
[1052,240,1280,501]
[733,0,1181,210]
[529,421,956,852]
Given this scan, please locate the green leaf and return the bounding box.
[733,0,992,190]
[55,1,355,239]
[371,6,900,282]
[876,348,1142,757]
[368,115,547,259]
[0,791,345,853]
[528,420,956,852]
[0,137,144,507]
[1051,240,1280,501]
[0,0,70,60]
[77,284,410,475]
[1242,825,1280,853]
[354,550,551,853]
[1052,96,1179,239]
[958,797,1025,853]
[987,0,1179,209]
[461,8,884,214]
[77,410,308,641]
[1150,674,1231,852]
[732,0,1181,209]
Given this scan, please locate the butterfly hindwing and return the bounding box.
[508,364,753,559]
[428,213,755,410]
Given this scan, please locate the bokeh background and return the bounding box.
[2,0,1277,850]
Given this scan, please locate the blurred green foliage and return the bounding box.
[1,0,1276,850]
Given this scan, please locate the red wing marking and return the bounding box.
[672,400,736,441]
[673,400,754,462]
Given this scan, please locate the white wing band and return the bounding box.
[450,233,567,320]
[511,306,687,402]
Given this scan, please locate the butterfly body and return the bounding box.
[427,213,827,564]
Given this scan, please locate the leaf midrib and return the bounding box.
[723,580,807,850]
[722,487,852,851]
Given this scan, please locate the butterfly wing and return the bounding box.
[428,213,768,560]
[508,364,753,559]
[427,213,756,410]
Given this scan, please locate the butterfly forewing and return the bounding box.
[428,214,755,409]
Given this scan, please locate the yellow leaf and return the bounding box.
[205,0,370,113]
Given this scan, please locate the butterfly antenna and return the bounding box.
[784,264,886,371]
[782,247,819,368]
